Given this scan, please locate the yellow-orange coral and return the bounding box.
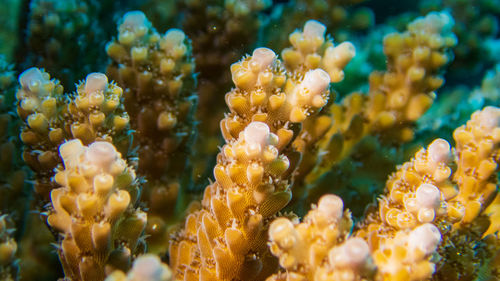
[169,45,337,280]
[17,69,130,200]
[48,140,145,281]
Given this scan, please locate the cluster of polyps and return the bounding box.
[116,11,159,57]
[216,122,289,204]
[453,106,500,225]
[71,73,129,141]
[373,223,441,281]
[49,140,133,231]
[268,195,373,281]
[286,68,330,122]
[282,20,355,83]
[230,47,283,91]
[48,140,146,280]
[17,67,62,134]
[377,137,459,231]
[224,47,332,142]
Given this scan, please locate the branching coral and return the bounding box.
[1,2,500,281]
[169,44,342,279]
[175,0,273,189]
[268,194,374,281]
[289,11,457,212]
[48,140,146,281]
[16,69,131,201]
[269,106,500,281]
[106,11,197,254]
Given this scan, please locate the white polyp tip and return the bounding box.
[165,28,185,45]
[303,20,326,39]
[84,73,108,94]
[269,218,294,241]
[301,69,330,97]
[427,138,451,163]
[337,42,356,58]
[129,254,165,280]
[19,67,44,89]
[251,48,276,70]
[317,194,343,220]
[122,11,147,29]
[87,141,118,169]
[329,237,370,269]
[243,121,271,149]
[343,238,370,266]
[408,223,441,255]
[478,106,500,130]
[415,183,441,209]
[59,139,84,163]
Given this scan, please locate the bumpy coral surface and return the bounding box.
[49,140,145,281]
[0,1,499,281]
[106,11,197,254]
[17,69,130,201]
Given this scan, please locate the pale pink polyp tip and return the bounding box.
[415,183,441,209]
[84,73,108,94]
[243,121,270,148]
[427,138,450,163]
[408,223,441,255]
[302,69,330,96]
[303,20,326,39]
[87,141,117,169]
[478,106,500,130]
[122,11,147,29]
[317,194,343,220]
[251,48,276,70]
[19,67,44,89]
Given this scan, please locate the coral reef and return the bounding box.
[0,1,499,281]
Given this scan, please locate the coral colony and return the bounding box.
[0,0,499,280]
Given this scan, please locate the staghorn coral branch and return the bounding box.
[16,69,131,202]
[269,106,500,281]
[48,140,146,281]
[106,11,197,255]
[289,12,457,210]
[169,44,340,280]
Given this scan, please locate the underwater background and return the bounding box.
[0,0,499,280]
